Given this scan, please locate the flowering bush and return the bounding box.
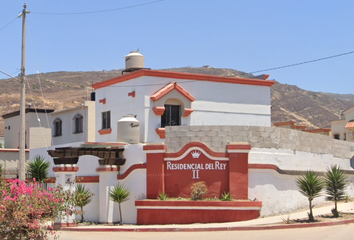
[0,179,77,240]
[191,181,208,200]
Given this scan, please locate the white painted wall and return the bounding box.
[4,111,51,149]
[331,120,347,140]
[95,75,272,143]
[249,169,354,216]
[249,148,353,171]
[51,101,96,146]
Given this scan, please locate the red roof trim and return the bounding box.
[92,69,275,90]
[345,121,354,129]
[0,149,30,152]
[151,82,195,102]
[273,121,296,127]
[291,125,307,130]
[303,128,331,133]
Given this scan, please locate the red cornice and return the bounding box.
[53,167,79,172]
[227,144,252,151]
[92,69,275,90]
[96,166,119,172]
[153,107,165,116]
[117,163,146,180]
[45,176,99,183]
[183,108,194,117]
[155,128,166,139]
[98,128,112,135]
[164,142,228,158]
[0,149,30,152]
[143,144,167,151]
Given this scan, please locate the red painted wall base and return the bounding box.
[135,200,262,225]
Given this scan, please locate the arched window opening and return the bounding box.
[53,118,62,137]
[73,114,83,134]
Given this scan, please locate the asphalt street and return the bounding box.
[54,223,354,240]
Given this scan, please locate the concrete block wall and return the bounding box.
[165,125,354,159]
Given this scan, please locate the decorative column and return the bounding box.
[97,165,119,223]
[143,144,167,199]
[53,165,79,227]
[227,143,251,200]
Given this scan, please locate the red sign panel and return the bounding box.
[164,150,229,198]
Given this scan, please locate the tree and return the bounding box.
[109,184,130,225]
[74,184,94,223]
[0,163,2,178]
[324,165,348,217]
[28,155,50,183]
[296,171,324,221]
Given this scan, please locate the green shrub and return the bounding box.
[28,155,50,183]
[220,192,232,201]
[157,192,168,200]
[191,181,208,200]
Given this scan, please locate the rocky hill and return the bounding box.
[0,67,353,136]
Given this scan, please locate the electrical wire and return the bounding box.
[31,0,164,15]
[0,17,18,32]
[250,50,354,74]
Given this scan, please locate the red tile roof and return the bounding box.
[345,120,354,129]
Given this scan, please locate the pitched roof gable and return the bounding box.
[151,82,195,102]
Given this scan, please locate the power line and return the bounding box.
[0,17,18,32]
[31,0,164,15]
[250,50,354,74]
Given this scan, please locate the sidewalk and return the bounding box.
[61,202,354,232]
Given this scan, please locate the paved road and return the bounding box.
[54,223,354,240]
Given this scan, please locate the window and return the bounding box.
[333,134,340,140]
[53,118,62,137]
[161,105,181,128]
[102,111,111,129]
[73,114,83,133]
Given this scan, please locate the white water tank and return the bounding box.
[117,115,140,144]
[125,51,144,70]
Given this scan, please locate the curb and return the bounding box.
[60,219,354,232]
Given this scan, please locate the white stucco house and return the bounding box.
[92,69,275,143]
[331,107,354,141]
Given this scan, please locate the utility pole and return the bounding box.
[19,3,30,181]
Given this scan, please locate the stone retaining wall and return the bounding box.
[165,125,354,159]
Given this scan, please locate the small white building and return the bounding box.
[1,108,53,178]
[331,107,354,141]
[2,108,54,149]
[51,100,96,146]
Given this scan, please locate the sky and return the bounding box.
[1,0,354,94]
